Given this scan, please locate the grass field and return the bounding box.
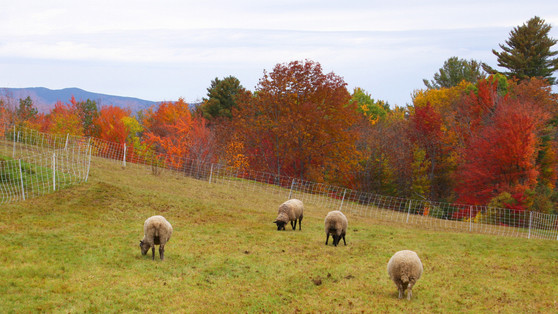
[1,157,557,313]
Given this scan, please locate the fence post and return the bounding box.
[85,146,92,182]
[406,200,412,223]
[288,179,296,199]
[12,126,16,158]
[19,159,25,201]
[208,164,214,184]
[339,189,347,211]
[52,153,56,191]
[469,205,473,232]
[528,211,533,239]
[122,143,127,167]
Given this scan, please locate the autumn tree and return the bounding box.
[45,100,84,136]
[351,87,389,125]
[423,57,486,89]
[0,99,14,135]
[409,82,472,200]
[142,99,216,166]
[232,60,360,185]
[483,16,558,84]
[455,96,548,205]
[199,76,246,120]
[408,102,444,199]
[355,107,411,196]
[451,75,556,209]
[94,105,131,143]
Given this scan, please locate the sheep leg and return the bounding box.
[325,233,330,245]
[159,245,165,260]
[291,220,296,230]
[151,246,155,260]
[298,218,302,230]
[342,234,346,246]
[397,283,404,299]
[407,282,414,300]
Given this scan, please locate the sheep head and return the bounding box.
[273,220,286,230]
[139,240,151,255]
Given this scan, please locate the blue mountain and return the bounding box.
[0,87,159,114]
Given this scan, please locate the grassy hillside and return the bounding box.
[1,157,557,312]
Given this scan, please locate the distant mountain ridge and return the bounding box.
[0,87,160,114]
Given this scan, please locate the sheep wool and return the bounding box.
[324,210,348,246]
[140,215,173,260]
[273,199,304,231]
[387,250,423,300]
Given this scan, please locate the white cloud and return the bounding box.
[1,0,557,105]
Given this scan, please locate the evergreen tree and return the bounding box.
[424,57,486,89]
[200,76,246,120]
[75,99,99,136]
[483,16,558,85]
[17,96,37,124]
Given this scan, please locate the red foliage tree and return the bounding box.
[408,102,445,198]
[455,96,548,205]
[231,60,360,185]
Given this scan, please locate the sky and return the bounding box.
[1,0,557,107]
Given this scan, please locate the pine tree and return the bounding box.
[17,96,37,124]
[423,57,485,89]
[200,76,245,120]
[483,16,558,85]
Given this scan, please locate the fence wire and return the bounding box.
[3,126,557,241]
[1,127,91,205]
[84,139,558,241]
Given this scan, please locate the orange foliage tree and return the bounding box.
[142,99,216,168]
[231,60,361,185]
[44,100,84,136]
[94,105,131,143]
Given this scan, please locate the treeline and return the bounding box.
[1,16,557,214]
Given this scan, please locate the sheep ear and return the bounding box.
[273,220,277,224]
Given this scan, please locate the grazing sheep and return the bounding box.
[324,210,348,246]
[273,199,304,231]
[140,215,173,260]
[387,250,423,300]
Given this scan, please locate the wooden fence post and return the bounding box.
[406,200,413,223]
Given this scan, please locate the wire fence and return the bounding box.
[0,127,91,205]
[3,126,558,241]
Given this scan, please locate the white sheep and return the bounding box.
[140,215,173,260]
[273,199,304,231]
[324,210,348,246]
[387,250,423,300]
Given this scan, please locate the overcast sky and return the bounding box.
[1,0,557,107]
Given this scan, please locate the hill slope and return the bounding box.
[0,87,158,114]
[0,157,557,312]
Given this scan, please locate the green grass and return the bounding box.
[1,157,557,312]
